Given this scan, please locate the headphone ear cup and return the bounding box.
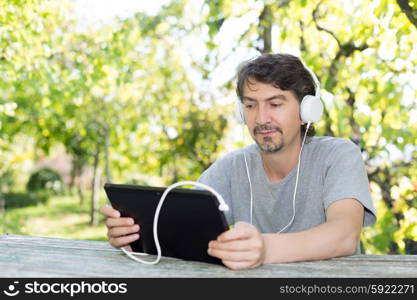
[234,100,246,124]
[300,95,323,123]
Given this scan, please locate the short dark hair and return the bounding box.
[236,53,317,137]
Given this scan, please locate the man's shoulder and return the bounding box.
[215,144,258,164]
[200,145,256,180]
[310,136,360,152]
[307,136,363,162]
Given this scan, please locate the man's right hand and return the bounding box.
[100,205,140,251]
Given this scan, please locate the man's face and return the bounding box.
[242,79,302,153]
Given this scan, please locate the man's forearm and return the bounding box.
[262,219,360,264]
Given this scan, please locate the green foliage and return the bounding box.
[361,197,398,254]
[26,168,63,194]
[4,190,50,209]
[1,195,107,240]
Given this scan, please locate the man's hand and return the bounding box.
[207,221,266,270]
[100,205,140,250]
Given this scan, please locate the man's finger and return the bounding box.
[208,239,251,252]
[217,222,254,242]
[109,234,140,248]
[106,217,135,228]
[207,247,253,262]
[222,260,257,270]
[100,205,120,218]
[108,225,140,238]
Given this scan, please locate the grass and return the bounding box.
[0,193,108,241]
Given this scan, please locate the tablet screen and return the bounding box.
[104,183,229,265]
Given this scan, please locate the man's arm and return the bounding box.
[208,198,364,269]
[263,198,364,263]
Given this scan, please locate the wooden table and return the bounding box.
[1,234,416,278]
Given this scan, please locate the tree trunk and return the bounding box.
[258,4,273,53]
[104,124,112,183]
[69,159,76,195]
[78,183,85,206]
[70,155,86,204]
[77,163,85,205]
[90,146,101,226]
[0,195,4,215]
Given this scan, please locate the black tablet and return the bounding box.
[103,183,229,265]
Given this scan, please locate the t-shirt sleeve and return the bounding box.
[198,157,234,224]
[322,140,376,227]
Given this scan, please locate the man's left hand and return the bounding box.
[207,221,266,270]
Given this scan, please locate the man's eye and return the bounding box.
[245,104,254,109]
[271,103,282,107]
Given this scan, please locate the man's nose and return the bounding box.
[255,105,272,124]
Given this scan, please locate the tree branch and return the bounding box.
[298,20,307,52]
[396,0,417,29]
[345,87,363,147]
[312,4,342,48]
[312,3,369,58]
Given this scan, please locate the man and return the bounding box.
[101,53,376,270]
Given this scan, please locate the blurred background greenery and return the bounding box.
[0,0,416,254]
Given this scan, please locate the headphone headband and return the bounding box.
[300,61,321,99]
[234,57,323,124]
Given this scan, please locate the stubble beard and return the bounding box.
[253,124,284,154]
[256,136,284,153]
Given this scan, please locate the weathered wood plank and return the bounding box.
[1,234,416,278]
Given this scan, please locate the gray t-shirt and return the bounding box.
[198,136,376,235]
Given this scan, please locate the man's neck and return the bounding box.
[260,138,302,184]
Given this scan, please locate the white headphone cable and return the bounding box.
[243,153,253,225]
[121,181,229,264]
[241,123,254,225]
[278,122,311,233]
[246,122,310,232]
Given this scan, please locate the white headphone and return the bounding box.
[236,61,323,233]
[234,63,323,125]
